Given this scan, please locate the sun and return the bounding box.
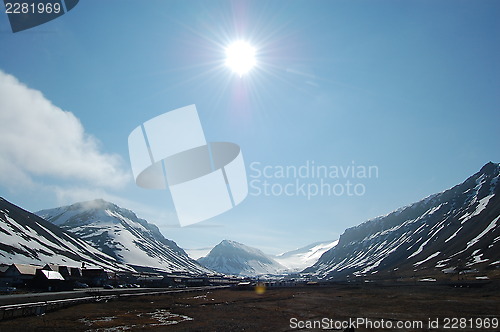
[225,41,256,76]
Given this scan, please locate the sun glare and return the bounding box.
[225,41,256,76]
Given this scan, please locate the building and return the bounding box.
[2,264,42,287]
[82,268,109,286]
[31,269,71,291]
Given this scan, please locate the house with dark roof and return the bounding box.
[82,268,109,286]
[3,264,42,286]
[0,265,10,287]
[69,267,82,280]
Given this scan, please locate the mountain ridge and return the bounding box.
[36,199,211,274]
[0,197,132,271]
[305,162,500,279]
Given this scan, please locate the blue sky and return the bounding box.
[0,0,499,255]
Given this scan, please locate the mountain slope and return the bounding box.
[274,240,338,272]
[305,162,500,280]
[0,197,132,271]
[198,240,286,276]
[37,199,211,274]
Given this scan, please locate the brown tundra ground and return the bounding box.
[0,282,499,332]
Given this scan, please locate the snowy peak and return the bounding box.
[40,199,185,256]
[198,240,285,276]
[213,240,273,262]
[0,197,131,271]
[36,199,209,274]
[274,240,339,272]
[40,199,142,227]
[306,162,500,280]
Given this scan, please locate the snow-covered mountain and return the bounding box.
[274,240,338,272]
[0,197,132,271]
[198,240,286,276]
[305,162,500,280]
[37,199,211,274]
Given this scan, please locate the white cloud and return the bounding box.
[0,70,129,189]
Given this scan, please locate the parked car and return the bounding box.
[74,282,88,288]
[0,286,16,292]
[103,284,114,289]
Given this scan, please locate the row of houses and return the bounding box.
[0,263,115,291]
[0,263,244,292]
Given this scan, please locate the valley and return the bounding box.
[0,282,498,331]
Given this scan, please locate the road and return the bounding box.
[0,286,228,307]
